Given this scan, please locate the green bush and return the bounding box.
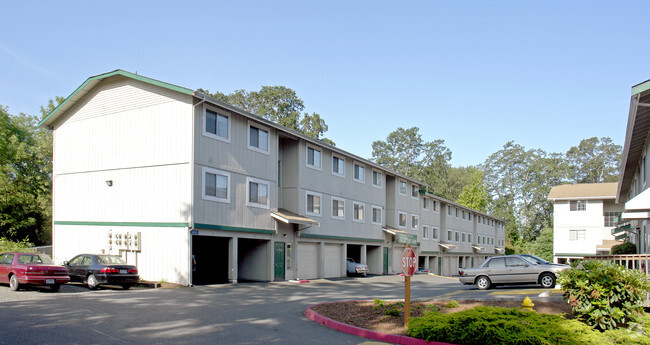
[444,300,459,308]
[558,260,650,331]
[407,306,600,345]
[611,242,636,255]
[0,237,33,253]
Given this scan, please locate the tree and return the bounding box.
[0,99,59,245]
[456,170,488,212]
[528,227,554,261]
[197,86,334,144]
[565,137,621,183]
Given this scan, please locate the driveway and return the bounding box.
[0,274,563,344]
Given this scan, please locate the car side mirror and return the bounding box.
[63,261,69,266]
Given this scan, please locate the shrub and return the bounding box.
[445,300,459,308]
[407,306,600,345]
[0,237,33,252]
[558,260,650,331]
[385,307,400,316]
[611,242,637,255]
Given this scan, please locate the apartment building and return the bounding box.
[616,79,650,255]
[548,183,624,263]
[39,70,505,285]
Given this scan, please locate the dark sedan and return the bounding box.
[0,252,70,292]
[63,254,139,290]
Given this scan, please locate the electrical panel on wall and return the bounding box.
[107,230,141,252]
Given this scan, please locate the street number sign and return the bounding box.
[401,247,417,277]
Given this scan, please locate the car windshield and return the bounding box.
[520,255,550,265]
[17,254,54,264]
[97,255,127,264]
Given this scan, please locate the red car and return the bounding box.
[0,252,70,292]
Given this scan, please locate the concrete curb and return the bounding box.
[304,300,455,345]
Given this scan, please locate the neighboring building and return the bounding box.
[39,70,505,285]
[548,183,624,264]
[616,79,650,255]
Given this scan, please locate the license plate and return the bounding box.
[120,270,127,274]
[46,279,55,284]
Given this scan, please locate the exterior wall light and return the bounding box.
[106,180,113,187]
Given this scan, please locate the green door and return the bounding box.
[274,242,285,281]
[383,247,389,274]
[438,256,442,275]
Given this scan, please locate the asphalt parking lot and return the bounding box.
[0,274,564,344]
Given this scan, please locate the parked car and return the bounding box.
[63,254,139,290]
[458,254,570,290]
[346,258,368,276]
[0,252,70,292]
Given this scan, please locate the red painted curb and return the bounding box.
[304,301,456,345]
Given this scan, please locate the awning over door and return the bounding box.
[382,227,418,245]
[271,209,319,226]
[438,242,456,250]
[471,245,485,252]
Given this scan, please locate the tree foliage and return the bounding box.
[456,170,488,212]
[565,137,621,183]
[198,86,334,145]
[0,99,60,245]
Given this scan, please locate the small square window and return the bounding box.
[398,212,407,228]
[372,206,382,225]
[423,198,428,210]
[447,231,453,241]
[202,167,230,203]
[306,191,322,216]
[204,109,230,141]
[461,233,466,242]
[399,180,407,195]
[423,226,429,239]
[570,200,586,211]
[248,123,269,154]
[468,234,472,243]
[432,200,438,212]
[332,156,345,176]
[307,146,322,169]
[411,215,418,230]
[432,228,439,240]
[354,163,365,183]
[455,232,460,242]
[353,202,364,222]
[411,185,419,198]
[247,177,270,209]
[372,170,382,187]
[332,197,345,219]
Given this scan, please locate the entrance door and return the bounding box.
[383,247,389,274]
[274,242,285,281]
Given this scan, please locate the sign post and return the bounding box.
[401,245,417,328]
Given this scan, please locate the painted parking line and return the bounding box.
[489,289,563,295]
[427,273,458,280]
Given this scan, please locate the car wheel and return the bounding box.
[50,284,60,292]
[540,273,556,288]
[121,284,132,290]
[87,274,99,290]
[476,276,491,290]
[9,275,20,291]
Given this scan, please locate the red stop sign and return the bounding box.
[401,247,417,277]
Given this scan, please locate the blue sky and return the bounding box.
[1,1,648,166]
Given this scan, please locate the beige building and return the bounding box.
[39,70,505,285]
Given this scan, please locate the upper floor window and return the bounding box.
[447,230,453,241]
[422,225,429,239]
[354,163,365,183]
[411,185,419,198]
[398,212,407,228]
[353,202,365,222]
[248,123,269,154]
[461,233,466,242]
[306,191,322,216]
[447,206,452,216]
[204,109,230,142]
[462,210,466,219]
[569,229,586,241]
[246,177,270,209]
[432,227,439,240]
[332,197,345,219]
[570,200,586,211]
[332,156,345,176]
[306,146,322,170]
[411,215,419,230]
[468,213,472,221]
[432,200,438,212]
[468,233,472,243]
[423,198,428,210]
[202,167,230,203]
[399,180,407,195]
[372,170,382,188]
[372,205,382,225]
[455,208,460,218]
[604,212,621,227]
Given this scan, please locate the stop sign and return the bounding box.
[401,247,417,277]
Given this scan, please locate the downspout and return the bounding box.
[189,95,206,285]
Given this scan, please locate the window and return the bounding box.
[398,212,407,228]
[569,229,586,241]
[411,215,419,230]
[372,206,382,225]
[306,146,321,169]
[461,233,466,242]
[604,212,621,227]
[487,257,505,268]
[447,230,453,241]
[432,227,439,240]
[332,156,344,176]
[399,180,407,195]
[432,200,438,212]
[353,202,364,222]
[353,163,365,183]
[411,185,419,198]
[247,177,270,208]
[455,232,460,242]
[448,206,452,216]
[478,235,482,244]
[332,197,345,219]
[202,167,230,203]
[468,213,472,221]
[468,234,472,243]
[491,237,494,245]
[423,198,428,210]
[372,170,382,187]
[248,123,269,154]
[478,215,481,223]
[306,191,322,216]
[204,109,230,141]
[423,226,429,239]
[462,210,466,219]
[456,208,459,218]
[570,200,586,211]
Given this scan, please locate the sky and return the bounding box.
[1,1,648,167]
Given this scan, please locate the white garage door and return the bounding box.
[323,244,342,278]
[297,242,318,279]
[392,248,403,274]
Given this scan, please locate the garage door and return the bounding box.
[297,242,318,279]
[323,244,342,278]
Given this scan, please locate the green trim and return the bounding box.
[447,252,475,255]
[194,223,275,234]
[54,221,188,228]
[632,79,650,96]
[39,69,193,128]
[298,233,384,243]
[419,251,441,255]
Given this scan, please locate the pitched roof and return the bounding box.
[547,182,618,200]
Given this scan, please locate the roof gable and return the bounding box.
[548,182,618,200]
